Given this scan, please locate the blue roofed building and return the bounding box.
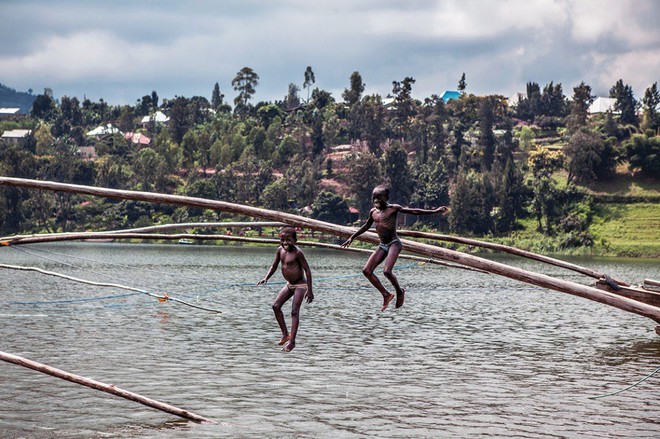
[441,90,461,103]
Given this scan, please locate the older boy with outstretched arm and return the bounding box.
[342,185,448,311]
[258,227,313,352]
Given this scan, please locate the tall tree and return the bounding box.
[211,82,225,110]
[640,82,659,133]
[382,141,413,204]
[345,151,383,217]
[563,128,604,183]
[566,82,594,133]
[342,71,365,106]
[609,79,638,126]
[478,96,497,171]
[31,93,57,121]
[303,66,315,103]
[284,83,301,109]
[232,67,259,109]
[457,73,467,93]
[389,77,417,137]
[539,82,567,118]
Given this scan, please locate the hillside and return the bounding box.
[0,83,36,114]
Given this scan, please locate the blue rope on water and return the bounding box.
[9,291,144,305]
[2,262,423,309]
[588,366,660,399]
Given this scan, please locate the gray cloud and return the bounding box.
[1,0,657,105]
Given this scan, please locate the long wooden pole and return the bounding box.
[1,176,659,323]
[0,221,287,242]
[397,230,630,285]
[1,232,486,273]
[0,350,215,424]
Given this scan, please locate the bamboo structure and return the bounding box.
[0,350,215,423]
[1,176,659,325]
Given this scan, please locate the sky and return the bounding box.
[1,0,659,107]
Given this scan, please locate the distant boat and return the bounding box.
[177,238,195,245]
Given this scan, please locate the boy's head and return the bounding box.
[279,226,297,241]
[372,185,390,208]
[372,185,390,199]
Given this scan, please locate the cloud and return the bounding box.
[0,0,657,105]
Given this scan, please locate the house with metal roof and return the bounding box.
[140,111,170,127]
[1,129,31,144]
[441,90,461,103]
[86,124,122,137]
[588,97,618,114]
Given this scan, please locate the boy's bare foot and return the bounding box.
[381,293,395,311]
[282,340,295,352]
[395,288,405,308]
[278,334,291,345]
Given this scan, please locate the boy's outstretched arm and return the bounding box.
[341,214,374,248]
[257,251,281,285]
[400,205,450,216]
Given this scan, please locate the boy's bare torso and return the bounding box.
[279,248,306,284]
[372,204,400,244]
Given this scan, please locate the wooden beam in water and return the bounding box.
[1,176,659,324]
[0,350,215,424]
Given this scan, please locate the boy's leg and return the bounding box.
[273,285,293,344]
[283,286,307,352]
[363,248,395,311]
[382,242,405,308]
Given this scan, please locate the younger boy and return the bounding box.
[258,227,314,352]
[342,185,448,311]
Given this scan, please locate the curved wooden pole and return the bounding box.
[0,350,215,424]
[397,230,630,286]
[1,176,659,323]
[0,221,287,241]
[2,231,486,273]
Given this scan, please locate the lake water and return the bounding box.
[0,243,658,438]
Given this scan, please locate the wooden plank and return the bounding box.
[0,350,215,424]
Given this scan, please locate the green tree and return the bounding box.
[389,77,417,137]
[232,67,259,110]
[566,82,594,132]
[448,167,494,235]
[345,151,383,218]
[610,79,638,127]
[563,128,604,183]
[31,93,57,121]
[640,82,659,132]
[478,96,497,170]
[623,133,660,177]
[527,147,563,234]
[342,71,365,106]
[457,73,466,93]
[311,190,350,224]
[132,147,165,190]
[493,157,525,233]
[303,66,315,103]
[515,82,541,122]
[539,82,567,118]
[211,82,224,110]
[284,156,319,207]
[382,141,413,204]
[284,83,301,110]
[410,160,450,213]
